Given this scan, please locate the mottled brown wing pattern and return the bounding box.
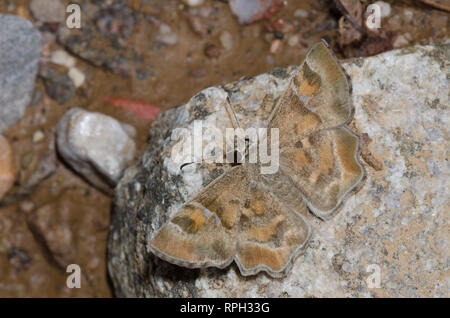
[235,169,311,277]
[279,127,364,219]
[268,41,353,146]
[149,166,246,269]
[269,41,364,219]
[150,165,312,276]
[149,41,365,277]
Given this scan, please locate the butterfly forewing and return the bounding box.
[268,42,353,144]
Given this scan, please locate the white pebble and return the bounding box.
[56,108,136,193]
[270,39,282,54]
[51,50,76,68]
[288,34,299,47]
[220,31,233,51]
[157,24,178,46]
[33,130,45,143]
[294,9,308,19]
[68,67,85,88]
[183,0,205,6]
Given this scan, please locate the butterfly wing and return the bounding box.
[268,41,364,219]
[235,169,311,277]
[150,164,312,277]
[150,41,362,275]
[269,41,353,148]
[279,127,364,219]
[149,165,247,269]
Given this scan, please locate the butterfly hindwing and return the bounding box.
[150,164,312,276]
[235,172,312,277]
[149,166,247,269]
[279,127,364,219]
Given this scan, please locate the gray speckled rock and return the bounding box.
[0,14,41,133]
[56,107,136,194]
[108,43,449,297]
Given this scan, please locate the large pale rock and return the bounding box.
[108,44,449,297]
[0,14,41,133]
[56,107,136,194]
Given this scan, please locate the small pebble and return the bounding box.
[188,16,207,36]
[270,39,282,54]
[41,69,76,104]
[288,34,299,47]
[274,30,284,40]
[156,24,178,46]
[183,0,205,7]
[213,279,224,289]
[220,31,233,51]
[56,108,136,193]
[50,50,76,69]
[294,9,308,18]
[33,130,45,143]
[229,0,283,24]
[403,8,413,20]
[68,67,86,88]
